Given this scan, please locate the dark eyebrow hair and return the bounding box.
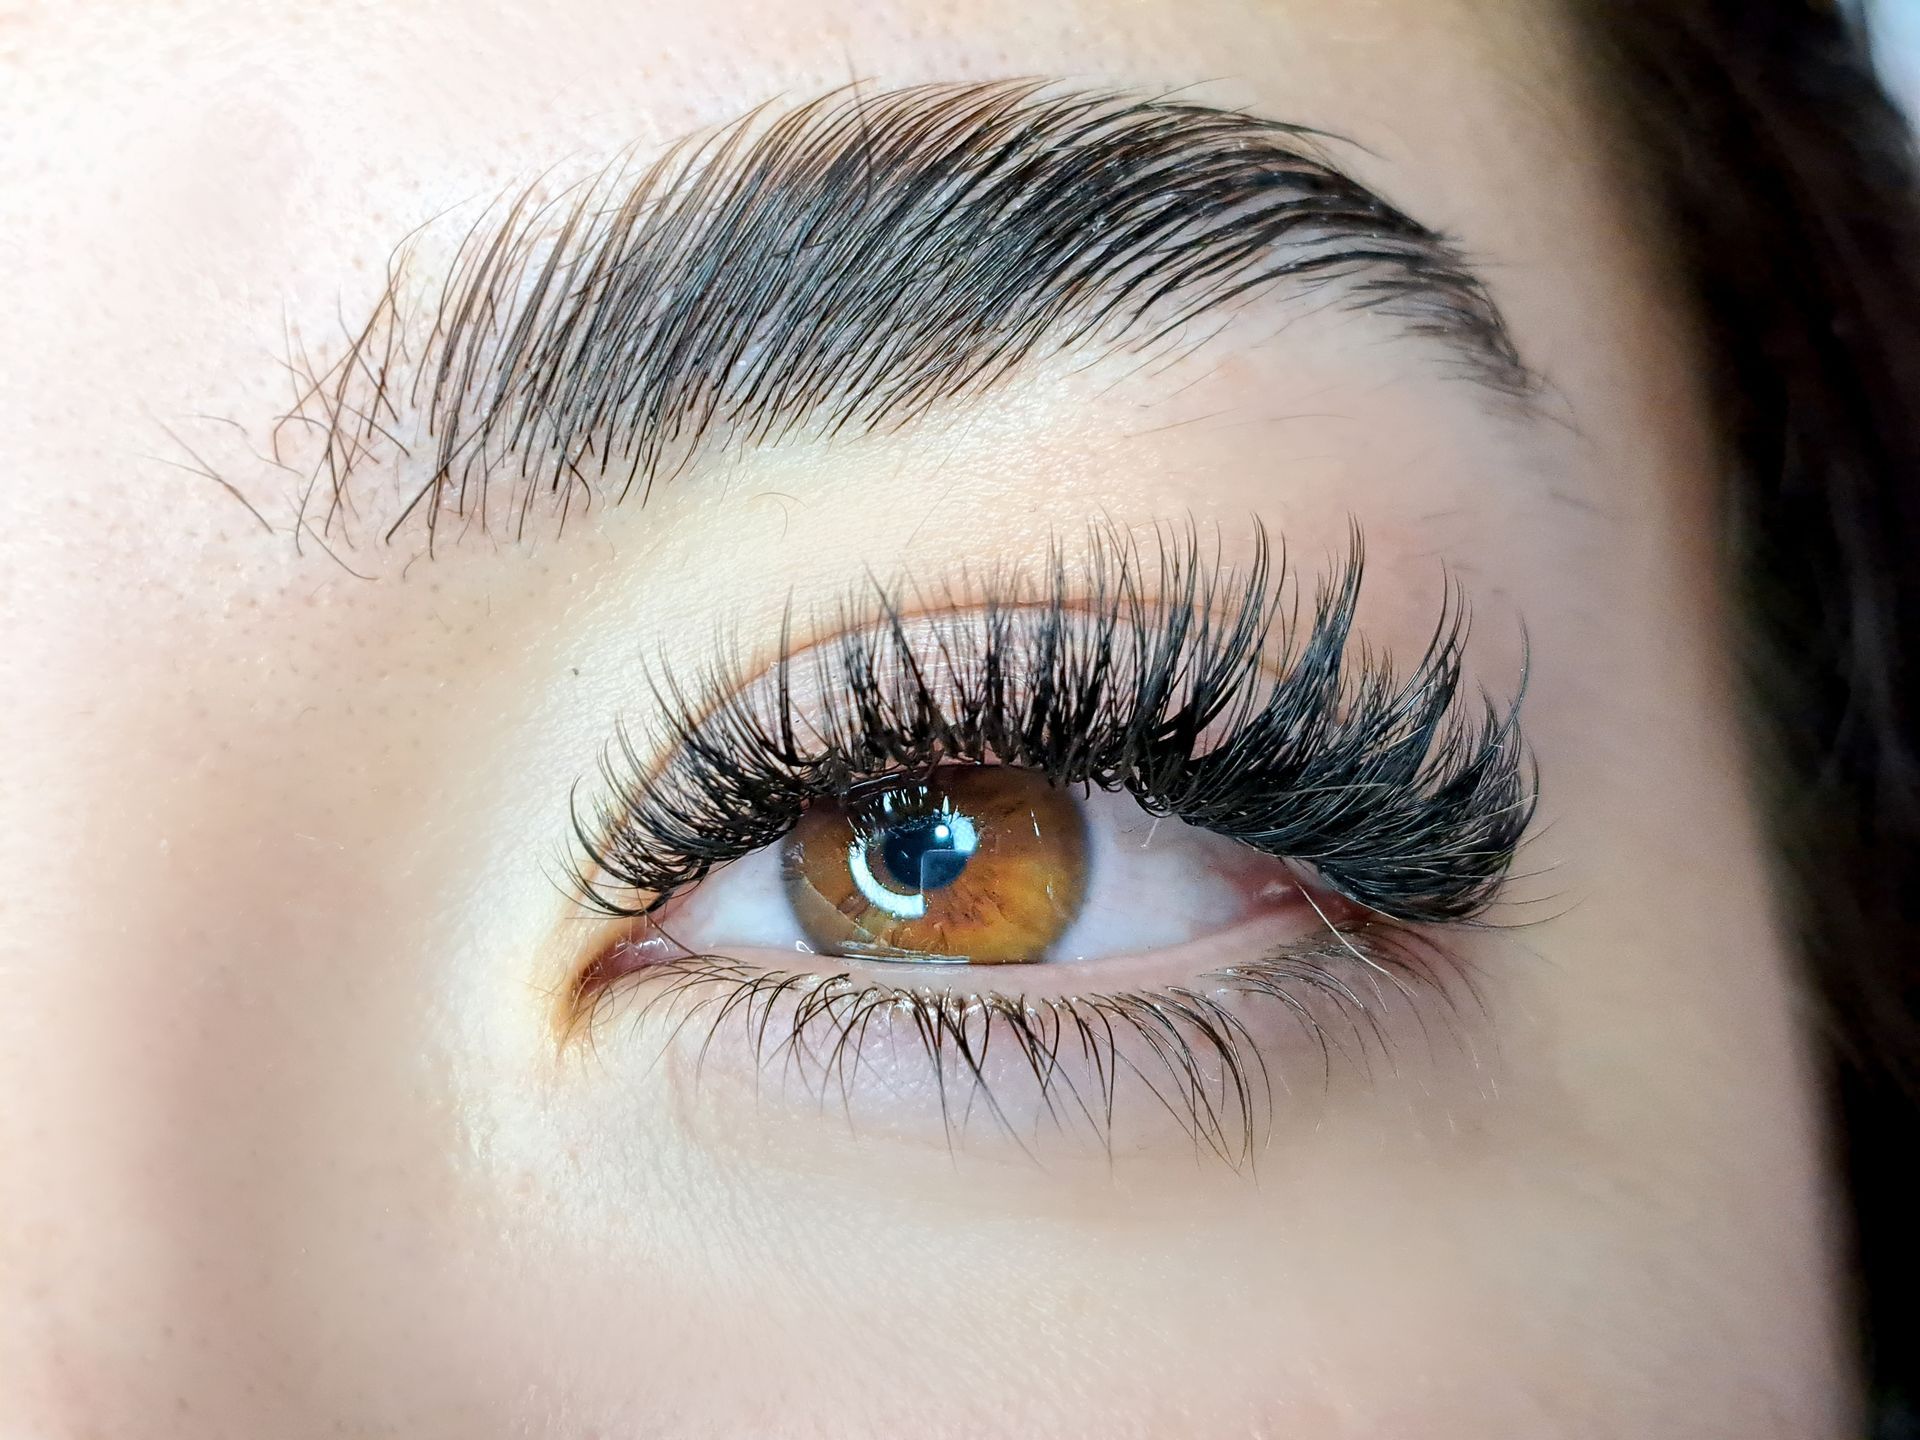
[283,79,1534,548]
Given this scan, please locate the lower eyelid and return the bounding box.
[561,918,1477,1165]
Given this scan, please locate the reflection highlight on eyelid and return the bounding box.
[558,522,1533,1160]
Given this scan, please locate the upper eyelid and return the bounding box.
[242,80,1540,555]
[569,521,1535,926]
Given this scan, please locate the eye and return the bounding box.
[559,524,1534,1160]
[647,764,1341,971]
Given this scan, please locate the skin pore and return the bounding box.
[0,2,1852,1437]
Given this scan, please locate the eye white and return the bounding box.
[660,841,801,950]
[1046,787,1272,960]
[661,781,1284,962]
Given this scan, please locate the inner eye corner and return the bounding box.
[545,865,692,1045]
[546,909,628,1042]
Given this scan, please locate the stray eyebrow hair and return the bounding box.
[284,79,1535,548]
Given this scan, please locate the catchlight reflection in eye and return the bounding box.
[783,768,1088,964]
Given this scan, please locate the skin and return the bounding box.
[0,1,1853,1436]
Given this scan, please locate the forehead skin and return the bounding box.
[0,2,1851,1438]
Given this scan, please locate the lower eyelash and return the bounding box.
[571,922,1476,1168]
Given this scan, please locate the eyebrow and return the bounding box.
[285,79,1535,548]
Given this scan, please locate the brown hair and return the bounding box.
[1577,2,1920,1424]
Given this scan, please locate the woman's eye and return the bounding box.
[559,529,1532,1159]
[649,765,1332,969]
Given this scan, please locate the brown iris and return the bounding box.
[781,767,1088,963]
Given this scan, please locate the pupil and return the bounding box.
[878,814,974,892]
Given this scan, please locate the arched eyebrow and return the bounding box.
[289,79,1537,548]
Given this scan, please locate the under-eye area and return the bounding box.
[558,522,1536,1161]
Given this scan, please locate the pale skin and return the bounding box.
[0,2,1853,1437]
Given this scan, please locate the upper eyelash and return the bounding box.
[569,520,1537,924]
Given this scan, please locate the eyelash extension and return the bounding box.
[582,925,1475,1170]
[569,520,1536,925]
